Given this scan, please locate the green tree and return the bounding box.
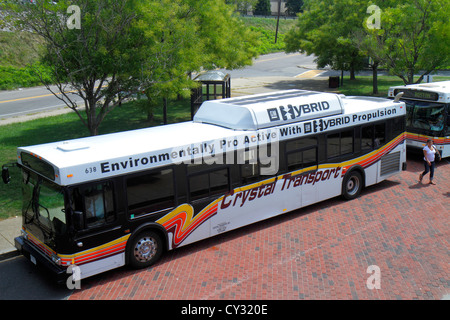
[225,0,259,14]
[136,0,259,121]
[359,0,450,85]
[285,0,304,16]
[4,0,258,135]
[133,0,201,122]
[186,0,259,70]
[285,0,368,80]
[254,0,271,16]
[5,0,145,136]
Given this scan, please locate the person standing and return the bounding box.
[419,139,438,185]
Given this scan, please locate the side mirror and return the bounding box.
[2,166,10,184]
[394,92,404,102]
[73,211,84,230]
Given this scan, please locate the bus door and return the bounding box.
[444,105,450,157]
[405,101,421,148]
[69,180,124,261]
[298,147,319,207]
[406,101,447,148]
[185,165,231,240]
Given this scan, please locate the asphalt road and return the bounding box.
[0,85,85,120]
[0,255,72,300]
[0,52,318,120]
[222,52,318,78]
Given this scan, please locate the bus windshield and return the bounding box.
[22,171,66,236]
[406,101,446,133]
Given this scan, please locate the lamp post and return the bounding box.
[275,0,282,43]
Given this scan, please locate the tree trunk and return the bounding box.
[407,69,415,84]
[163,98,168,125]
[349,66,356,80]
[372,61,379,95]
[89,125,99,136]
[86,99,100,136]
[147,111,154,123]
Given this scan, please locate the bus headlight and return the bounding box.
[21,229,28,240]
[51,254,62,266]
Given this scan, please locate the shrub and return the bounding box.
[0,63,52,90]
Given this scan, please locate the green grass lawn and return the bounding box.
[240,16,297,54]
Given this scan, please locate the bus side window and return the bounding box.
[405,103,414,127]
[126,168,175,217]
[188,167,229,201]
[392,117,405,138]
[286,147,317,171]
[326,130,353,160]
[73,182,115,228]
[341,129,354,155]
[361,125,374,151]
[446,107,450,135]
[327,133,340,158]
[362,124,386,150]
[374,123,386,148]
[285,137,317,171]
[241,148,260,183]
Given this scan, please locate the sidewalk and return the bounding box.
[0,75,331,261]
[230,75,335,97]
[0,216,21,261]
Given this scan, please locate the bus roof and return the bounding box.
[388,80,450,103]
[17,90,404,185]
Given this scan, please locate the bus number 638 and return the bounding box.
[85,167,97,174]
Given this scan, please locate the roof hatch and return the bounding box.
[193,90,344,130]
[57,142,90,152]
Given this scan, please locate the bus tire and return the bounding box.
[342,170,363,200]
[128,230,163,268]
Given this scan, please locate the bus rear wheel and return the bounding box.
[342,171,362,200]
[128,231,163,268]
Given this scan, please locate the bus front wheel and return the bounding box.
[128,230,163,268]
[342,171,363,200]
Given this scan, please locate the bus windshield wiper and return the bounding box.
[25,178,41,225]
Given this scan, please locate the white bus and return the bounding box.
[388,81,450,157]
[4,89,407,282]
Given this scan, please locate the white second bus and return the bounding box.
[388,80,450,157]
[4,89,406,282]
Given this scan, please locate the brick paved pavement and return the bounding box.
[69,156,449,300]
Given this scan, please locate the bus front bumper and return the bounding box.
[14,236,67,284]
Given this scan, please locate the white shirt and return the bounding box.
[423,145,436,162]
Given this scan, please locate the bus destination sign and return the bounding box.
[394,89,439,101]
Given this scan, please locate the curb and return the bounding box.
[0,249,20,262]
